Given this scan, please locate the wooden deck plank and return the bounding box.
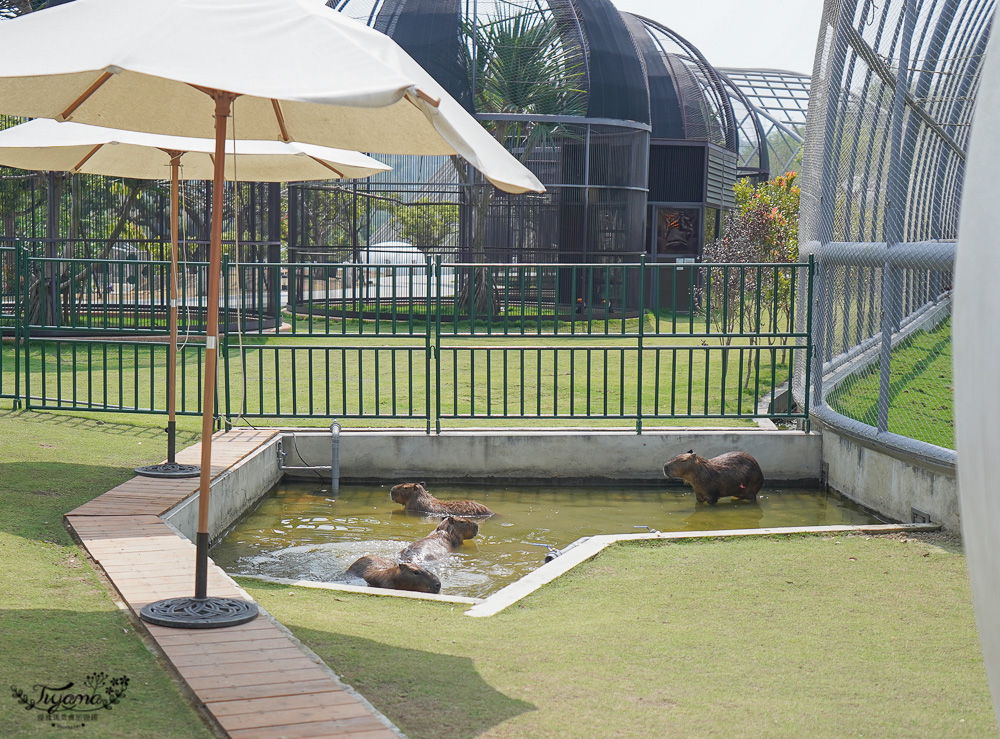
[203,684,360,707]
[207,691,357,716]
[147,622,281,645]
[164,646,310,668]
[184,666,333,691]
[176,656,323,679]
[226,719,396,739]
[218,711,383,734]
[161,637,291,657]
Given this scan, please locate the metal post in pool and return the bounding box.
[331,420,341,495]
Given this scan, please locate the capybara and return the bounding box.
[390,481,495,517]
[663,450,764,504]
[346,555,441,594]
[398,516,479,564]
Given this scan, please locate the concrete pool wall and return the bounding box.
[162,427,827,542]
[816,419,959,530]
[274,427,825,485]
[164,434,282,541]
[276,426,957,530]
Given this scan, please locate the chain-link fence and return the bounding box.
[798,0,994,462]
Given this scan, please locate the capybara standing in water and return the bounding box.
[390,482,495,517]
[398,516,479,564]
[346,555,441,594]
[663,450,764,504]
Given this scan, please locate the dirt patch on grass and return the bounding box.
[864,530,964,554]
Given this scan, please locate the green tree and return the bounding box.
[703,173,800,382]
[456,6,586,313]
[389,198,458,249]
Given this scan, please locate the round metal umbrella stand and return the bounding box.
[134,462,201,478]
[139,596,257,628]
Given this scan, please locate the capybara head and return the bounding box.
[436,516,479,541]
[663,450,699,479]
[390,481,427,505]
[394,563,442,594]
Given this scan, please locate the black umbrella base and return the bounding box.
[139,597,259,629]
[134,462,201,478]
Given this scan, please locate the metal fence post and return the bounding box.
[221,254,232,430]
[878,0,918,435]
[636,256,645,434]
[434,254,442,435]
[426,255,434,435]
[802,255,815,431]
[21,246,31,410]
[811,250,825,411]
[13,241,22,409]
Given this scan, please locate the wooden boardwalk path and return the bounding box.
[65,428,400,739]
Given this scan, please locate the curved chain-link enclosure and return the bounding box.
[800,0,995,462]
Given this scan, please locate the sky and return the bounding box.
[611,0,825,75]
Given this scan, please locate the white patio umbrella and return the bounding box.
[0,0,544,628]
[0,117,391,182]
[0,0,544,194]
[0,117,389,478]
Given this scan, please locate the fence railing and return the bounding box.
[2,244,813,432]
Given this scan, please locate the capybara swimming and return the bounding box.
[346,555,441,594]
[663,450,764,504]
[398,516,479,564]
[390,481,495,517]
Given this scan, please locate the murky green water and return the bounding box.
[211,482,881,599]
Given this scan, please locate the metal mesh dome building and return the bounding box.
[287,0,749,284]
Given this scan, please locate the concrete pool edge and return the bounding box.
[225,522,943,618]
[233,574,485,605]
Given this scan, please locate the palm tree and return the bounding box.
[456,5,586,314]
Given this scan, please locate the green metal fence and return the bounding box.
[5,245,813,432]
[1,244,20,403]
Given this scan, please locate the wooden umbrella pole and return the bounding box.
[166,151,182,464]
[194,92,235,599]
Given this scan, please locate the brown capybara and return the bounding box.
[663,450,764,504]
[346,555,441,594]
[390,481,495,517]
[398,516,479,564]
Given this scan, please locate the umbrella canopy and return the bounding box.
[0,0,544,194]
[0,118,390,181]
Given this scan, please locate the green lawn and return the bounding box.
[0,407,212,738]
[828,318,953,448]
[243,533,993,738]
[0,402,993,737]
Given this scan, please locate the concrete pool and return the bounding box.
[211,481,883,599]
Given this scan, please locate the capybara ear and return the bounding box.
[399,563,419,573]
[420,481,426,487]
[686,449,694,454]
